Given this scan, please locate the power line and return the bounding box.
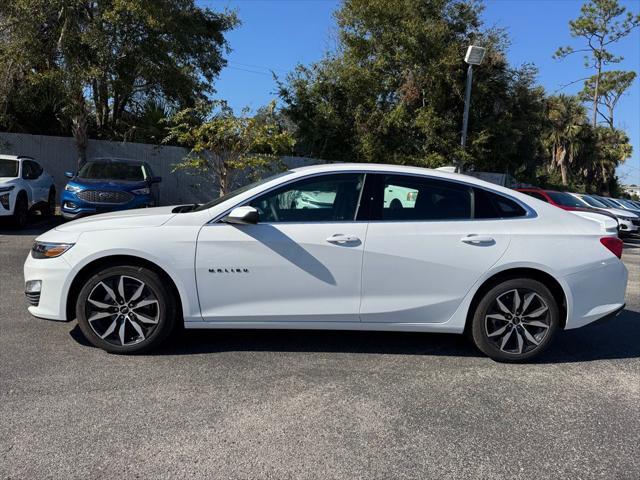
[228,61,288,74]
[226,66,273,76]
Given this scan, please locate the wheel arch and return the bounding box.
[65,254,184,324]
[16,188,28,201]
[464,267,568,332]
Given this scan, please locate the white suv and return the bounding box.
[0,155,56,228]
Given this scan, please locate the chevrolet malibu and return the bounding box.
[24,164,627,361]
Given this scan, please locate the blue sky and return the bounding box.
[200,0,640,183]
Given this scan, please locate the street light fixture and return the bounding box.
[458,45,486,173]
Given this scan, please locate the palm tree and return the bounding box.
[545,95,587,186]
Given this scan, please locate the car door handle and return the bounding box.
[327,234,360,244]
[461,235,495,245]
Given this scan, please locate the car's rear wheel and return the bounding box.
[12,194,28,228]
[471,278,559,362]
[76,265,176,354]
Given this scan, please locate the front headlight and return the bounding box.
[132,187,150,195]
[0,192,10,209]
[31,241,74,259]
[0,185,15,193]
[65,184,81,193]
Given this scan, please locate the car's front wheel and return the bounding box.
[471,278,559,362]
[12,194,28,228]
[44,188,56,216]
[76,265,176,354]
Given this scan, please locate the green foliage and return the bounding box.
[554,0,640,68]
[0,1,238,162]
[554,0,639,127]
[544,95,588,186]
[541,94,632,193]
[279,0,546,178]
[553,0,637,192]
[579,70,637,128]
[165,101,295,196]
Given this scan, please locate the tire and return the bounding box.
[44,188,56,216]
[12,194,28,228]
[470,278,559,362]
[76,265,177,354]
[389,198,403,209]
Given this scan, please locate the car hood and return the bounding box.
[70,178,148,190]
[605,207,639,218]
[55,206,177,233]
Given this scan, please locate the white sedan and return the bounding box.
[23,164,627,361]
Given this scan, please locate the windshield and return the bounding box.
[78,161,145,181]
[546,191,584,208]
[580,195,607,208]
[0,159,19,177]
[617,199,638,209]
[194,170,293,212]
[596,196,618,208]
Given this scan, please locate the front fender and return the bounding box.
[58,229,201,323]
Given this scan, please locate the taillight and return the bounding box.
[600,236,623,259]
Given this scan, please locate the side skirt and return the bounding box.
[183,320,464,334]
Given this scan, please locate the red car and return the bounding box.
[515,188,620,222]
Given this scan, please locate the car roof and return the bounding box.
[290,163,508,189]
[0,154,34,161]
[87,157,144,165]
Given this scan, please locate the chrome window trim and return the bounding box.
[206,169,537,225]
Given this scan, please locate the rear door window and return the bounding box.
[364,174,527,221]
[370,174,472,221]
[474,188,527,218]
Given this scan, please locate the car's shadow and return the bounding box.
[69,309,640,363]
[0,216,63,235]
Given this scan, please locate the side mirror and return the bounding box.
[150,176,162,184]
[224,206,259,225]
[64,171,74,178]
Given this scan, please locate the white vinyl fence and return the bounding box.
[0,132,320,206]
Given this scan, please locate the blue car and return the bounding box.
[61,158,162,220]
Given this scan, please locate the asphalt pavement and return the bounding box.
[1,217,639,479]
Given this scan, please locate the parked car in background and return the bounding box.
[0,155,56,228]
[25,164,627,362]
[612,197,640,216]
[570,193,639,235]
[593,196,640,233]
[515,188,619,235]
[61,158,161,220]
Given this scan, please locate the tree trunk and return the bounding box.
[600,163,610,196]
[592,57,602,128]
[71,92,88,168]
[556,146,568,186]
[218,162,228,197]
[72,112,88,168]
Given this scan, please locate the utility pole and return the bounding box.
[458,45,486,173]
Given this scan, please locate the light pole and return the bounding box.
[458,45,486,173]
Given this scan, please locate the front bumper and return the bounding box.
[61,190,155,219]
[617,219,638,233]
[23,251,73,321]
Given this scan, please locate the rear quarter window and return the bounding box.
[474,188,528,219]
